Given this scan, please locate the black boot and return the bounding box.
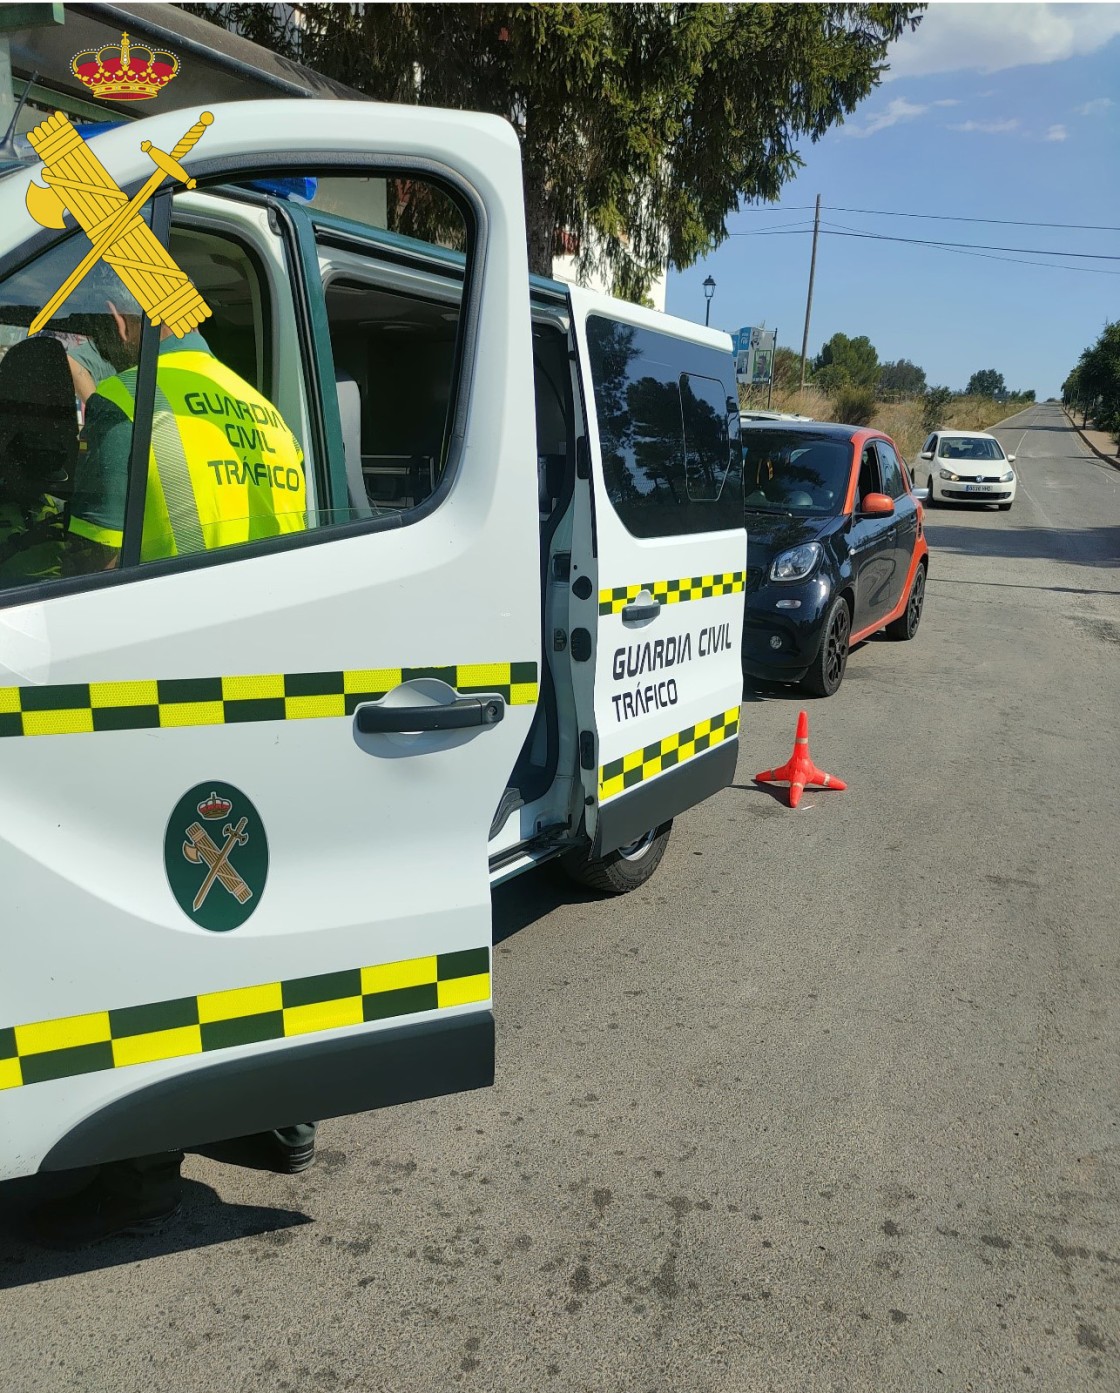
[30,1152,184,1250]
[271,1123,317,1174]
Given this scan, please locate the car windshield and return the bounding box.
[939,436,1005,461]
[741,431,851,515]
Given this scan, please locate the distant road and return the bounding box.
[922,399,1119,573]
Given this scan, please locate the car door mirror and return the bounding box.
[1007,454,1016,463]
[919,450,933,461]
[913,487,930,502]
[860,492,895,517]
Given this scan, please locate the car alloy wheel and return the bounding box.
[824,602,849,689]
[906,566,925,635]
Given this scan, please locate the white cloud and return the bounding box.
[886,4,1120,81]
[1045,124,1068,142]
[949,118,1020,134]
[843,97,930,138]
[1077,97,1114,117]
[932,98,960,108]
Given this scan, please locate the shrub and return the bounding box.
[922,386,952,434]
[831,385,876,426]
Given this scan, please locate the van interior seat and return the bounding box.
[335,369,371,520]
[0,335,78,500]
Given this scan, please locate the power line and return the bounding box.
[820,220,1120,278]
[723,223,1120,276]
[817,225,1120,261]
[731,225,1119,260]
[737,203,1120,233]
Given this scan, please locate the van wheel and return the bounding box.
[560,821,672,894]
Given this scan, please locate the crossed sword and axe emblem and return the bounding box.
[24,108,216,335]
[183,817,252,912]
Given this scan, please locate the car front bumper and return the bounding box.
[931,475,1017,503]
[742,573,833,682]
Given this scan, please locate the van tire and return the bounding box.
[560,821,672,894]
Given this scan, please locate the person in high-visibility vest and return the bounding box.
[66,299,307,570]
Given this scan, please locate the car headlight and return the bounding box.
[999,469,1015,482]
[939,468,959,481]
[770,542,822,582]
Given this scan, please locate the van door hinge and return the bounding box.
[579,730,596,770]
[552,552,571,582]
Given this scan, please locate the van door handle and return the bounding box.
[355,695,505,733]
[622,602,660,621]
[621,590,661,623]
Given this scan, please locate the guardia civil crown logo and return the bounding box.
[72,31,180,102]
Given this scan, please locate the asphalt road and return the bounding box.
[2,403,1118,1392]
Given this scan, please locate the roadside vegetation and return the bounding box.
[1062,322,1120,449]
[741,339,1035,461]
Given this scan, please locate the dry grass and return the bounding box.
[943,395,1025,431]
[870,400,925,461]
[751,388,1025,467]
[764,385,830,417]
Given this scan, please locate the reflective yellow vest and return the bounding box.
[80,349,306,561]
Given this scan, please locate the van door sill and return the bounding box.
[488,844,562,887]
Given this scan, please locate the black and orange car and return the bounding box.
[740,422,928,696]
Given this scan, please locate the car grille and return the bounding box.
[944,488,1011,500]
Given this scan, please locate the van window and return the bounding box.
[308,175,472,517]
[681,372,737,501]
[0,233,141,593]
[586,315,742,539]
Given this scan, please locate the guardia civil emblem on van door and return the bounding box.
[164,782,268,932]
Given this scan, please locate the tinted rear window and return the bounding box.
[586,316,742,539]
[742,430,852,516]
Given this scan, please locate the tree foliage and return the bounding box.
[813,332,880,390]
[965,368,1005,398]
[1063,322,1120,439]
[185,2,924,298]
[769,345,803,392]
[878,358,926,396]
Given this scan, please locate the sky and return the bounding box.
[664,2,1120,400]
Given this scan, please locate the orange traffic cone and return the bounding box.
[754,710,846,809]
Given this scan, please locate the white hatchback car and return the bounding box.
[918,430,1017,510]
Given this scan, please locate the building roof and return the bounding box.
[6,2,364,120]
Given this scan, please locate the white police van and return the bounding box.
[0,101,745,1179]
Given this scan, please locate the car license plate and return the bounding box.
[964,484,991,492]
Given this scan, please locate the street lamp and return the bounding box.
[703,275,716,327]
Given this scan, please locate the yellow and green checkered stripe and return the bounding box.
[0,947,489,1091]
[599,706,740,802]
[0,663,538,739]
[599,572,745,615]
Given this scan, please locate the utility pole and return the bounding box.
[799,194,821,394]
